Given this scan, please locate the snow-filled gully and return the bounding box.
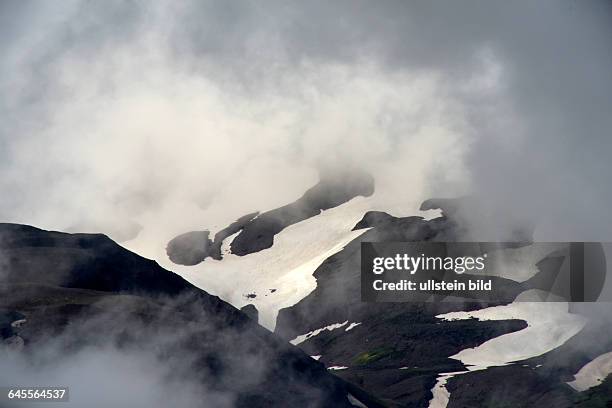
[428,301,587,408]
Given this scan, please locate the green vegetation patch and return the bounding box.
[353,347,394,365]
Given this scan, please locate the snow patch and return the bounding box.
[567,351,612,392]
[429,297,587,407]
[345,322,362,332]
[220,230,240,256]
[310,355,321,361]
[420,208,443,221]
[328,366,348,371]
[428,371,466,408]
[437,301,587,369]
[290,321,348,345]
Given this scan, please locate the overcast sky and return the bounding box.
[1,0,611,242]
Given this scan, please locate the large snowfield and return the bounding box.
[123,193,438,329]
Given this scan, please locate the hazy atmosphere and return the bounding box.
[2,0,611,245]
[2,2,612,407]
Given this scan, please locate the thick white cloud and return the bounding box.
[1,0,611,242]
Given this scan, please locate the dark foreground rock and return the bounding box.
[0,223,377,408]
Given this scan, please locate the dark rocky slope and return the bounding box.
[274,208,524,406]
[275,201,612,407]
[0,223,378,408]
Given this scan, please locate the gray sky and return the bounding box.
[1,0,611,241]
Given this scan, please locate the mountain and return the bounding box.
[0,223,379,408]
[163,182,612,407]
[4,176,611,407]
[273,201,612,407]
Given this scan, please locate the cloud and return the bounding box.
[1,346,227,408]
[0,294,237,408]
[0,0,611,245]
[0,292,289,408]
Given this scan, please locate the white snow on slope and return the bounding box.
[429,371,466,408]
[220,230,241,256]
[124,194,441,331]
[328,366,348,371]
[345,322,362,332]
[428,295,588,408]
[125,197,372,330]
[290,321,349,345]
[437,300,587,369]
[567,351,612,392]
